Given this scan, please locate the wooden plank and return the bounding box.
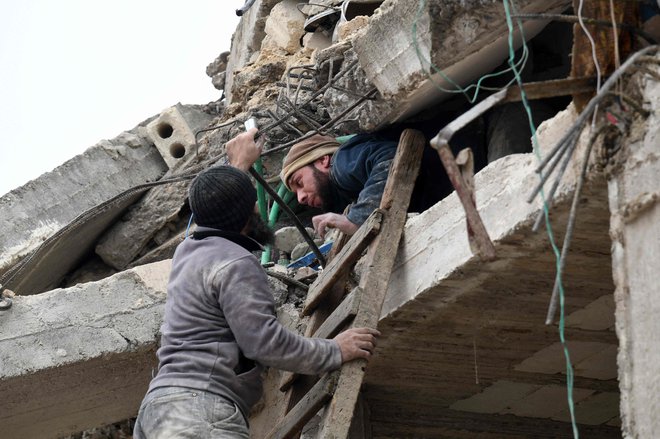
[570,0,635,110]
[502,77,595,103]
[317,129,425,439]
[279,288,362,392]
[302,210,383,316]
[266,372,338,439]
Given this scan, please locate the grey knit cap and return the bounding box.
[188,166,256,232]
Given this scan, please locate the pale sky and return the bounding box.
[0,1,240,195]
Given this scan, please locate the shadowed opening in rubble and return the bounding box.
[169,143,186,159]
[157,123,174,139]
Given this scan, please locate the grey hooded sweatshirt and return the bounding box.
[147,227,341,418]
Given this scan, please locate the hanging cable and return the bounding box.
[577,0,603,131]
[502,1,579,436]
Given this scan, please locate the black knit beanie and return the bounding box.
[188,166,257,232]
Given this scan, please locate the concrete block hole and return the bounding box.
[169,142,186,159]
[157,122,174,139]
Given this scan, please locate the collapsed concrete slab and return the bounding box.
[0,260,171,439]
[327,0,570,130]
[247,104,624,437]
[1,183,154,295]
[95,178,190,270]
[0,128,167,278]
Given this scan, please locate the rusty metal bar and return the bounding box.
[429,89,507,261]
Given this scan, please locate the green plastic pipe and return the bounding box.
[261,183,295,265]
[253,158,268,222]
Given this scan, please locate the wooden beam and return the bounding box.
[570,0,636,110]
[317,129,425,439]
[302,210,383,316]
[502,77,595,103]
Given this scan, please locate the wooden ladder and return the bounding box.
[264,129,425,439]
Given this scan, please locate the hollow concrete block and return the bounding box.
[146,103,214,169]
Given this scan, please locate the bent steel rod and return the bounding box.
[429,89,507,261]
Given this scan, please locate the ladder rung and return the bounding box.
[279,287,362,392]
[302,210,383,316]
[266,372,338,439]
[313,287,361,339]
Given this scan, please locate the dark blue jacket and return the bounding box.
[327,133,451,226]
[329,134,398,225]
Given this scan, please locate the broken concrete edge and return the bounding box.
[0,115,169,275]
[94,177,191,271]
[381,102,599,319]
[346,0,571,129]
[0,260,170,380]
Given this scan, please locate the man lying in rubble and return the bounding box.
[133,165,379,439]
[227,128,453,238]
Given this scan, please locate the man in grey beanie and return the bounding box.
[134,165,379,439]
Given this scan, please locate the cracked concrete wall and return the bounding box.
[0,260,171,439]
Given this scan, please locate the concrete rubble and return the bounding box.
[1,0,660,438]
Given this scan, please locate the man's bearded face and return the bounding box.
[309,165,334,212]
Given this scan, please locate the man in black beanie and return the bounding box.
[134,165,379,439]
